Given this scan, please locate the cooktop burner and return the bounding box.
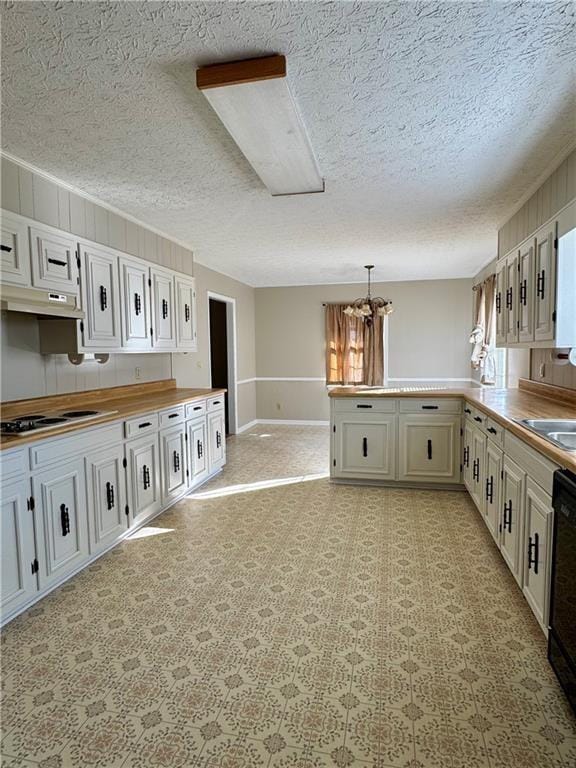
[0,409,117,437]
[60,410,99,417]
[35,417,68,425]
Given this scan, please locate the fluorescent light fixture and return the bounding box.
[197,55,324,197]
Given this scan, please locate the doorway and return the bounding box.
[207,293,237,435]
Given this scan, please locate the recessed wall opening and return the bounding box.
[207,291,238,435]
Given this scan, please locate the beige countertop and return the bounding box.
[0,380,226,451]
[329,382,576,472]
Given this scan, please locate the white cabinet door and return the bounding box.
[175,276,197,350]
[80,244,121,349]
[1,211,31,286]
[1,477,37,621]
[522,479,553,629]
[398,415,460,484]
[463,420,474,492]
[126,434,162,527]
[160,425,188,503]
[485,440,503,545]
[333,414,396,480]
[518,239,535,343]
[208,409,226,474]
[187,418,208,487]
[33,459,90,590]
[505,252,519,344]
[85,444,128,555]
[469,427,486,512]
[534,224,556,342]
[30,226,78,294]
[495,259,507,346]
[500,456,525,584]
[119,257,152,350]
[151,267,176,350]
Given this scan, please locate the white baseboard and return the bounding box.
[236,419,259,433]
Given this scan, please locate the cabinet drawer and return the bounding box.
[124,413,159,440]
[207,395,225,412]
[484,417,504,446]
[399,398,462,414]
[186,400,207,420]
[333,398,396,413]
[30,423,123,470]
[29,226,78,293]
[463,404,486,425]
[159,406,185,428]
[0,447,29,482]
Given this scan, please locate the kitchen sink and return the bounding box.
[517,419,576,452]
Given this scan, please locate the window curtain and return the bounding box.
[470,274,496,385]
[325,304,384,386]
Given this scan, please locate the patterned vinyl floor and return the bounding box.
[1,425,575,767]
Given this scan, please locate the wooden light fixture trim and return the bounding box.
[196,55,286,90]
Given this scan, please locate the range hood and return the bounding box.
[0,285,84,319]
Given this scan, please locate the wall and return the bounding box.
[171,263,257,430]
[530,349,576,391]
[254,278,473,421]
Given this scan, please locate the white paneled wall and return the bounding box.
[1,313,171,402]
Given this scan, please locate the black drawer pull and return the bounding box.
[362,437,368,457]
[184,303,190,322]
[134,293,142,315]
[197,440,203,459]
[464,408,471,414]
[421,405,438,410]
[48,257,67,267]
[100,285,107,311]
[356,404,372,409]
[1,244,13,252]
[212,400,221,405]
[142,465,150,490]
[106,481,115,510]
[138,422,152,429]
[193,406,202,411]
[60,503,70,536]
[487,427,497,435]
[474,416,482,423]
[427,439,432,460]
[168,413,179,419]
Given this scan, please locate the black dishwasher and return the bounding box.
[549,468,576,714]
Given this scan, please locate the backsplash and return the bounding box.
[530,348,576,391]
[1,313,171,402]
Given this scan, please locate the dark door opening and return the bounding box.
[209,298,229,435]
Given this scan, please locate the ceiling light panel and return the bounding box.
[197,55,324,197]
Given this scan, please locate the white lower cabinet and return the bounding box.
[85,444,128,555]
[333,414,396,480]
[398,414,461,485]
[500,456,525,585]
[484,440,503,544]
[126,433,162,527]
[1,477,37,620]
[187,418,208,487]
[33,459,90,590]
[160,425,188,504]
[522,479,553,629]
[208,409,226,474]
[468,426,486,510]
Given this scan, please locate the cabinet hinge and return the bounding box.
[31,558,39,575]
[150,327,153,336]
[517,320,520,329]
[333,425,336,433]
[552,310,556,323]
[186,469,189,477]
[501,469,504,479]
[333,459,336,467]
[125,505,130,517]
[460,428,463,436]
[27,496,35,511]
[185,433,188,442]
[460,464,463,473]
[148,278,152,287]
[80,320,84,333]
[554,237,558,250]
[122,457,127,469]
[76,253,81,269]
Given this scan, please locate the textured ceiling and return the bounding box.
[1,1,574,287]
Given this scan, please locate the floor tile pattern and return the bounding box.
[1,426,575,766]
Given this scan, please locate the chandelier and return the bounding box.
[344,265,393,326]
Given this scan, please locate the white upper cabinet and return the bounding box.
[518,238,535,343]
[175,275,197,350]
[1,211,31,286]
[119,256,152,351]
[495,259,507,346]
[79,243,121,349]
[505,251,519,344]
[533,223,556,342]
[30,225,78,294]
[151,266,176,350]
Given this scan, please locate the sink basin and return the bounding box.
[517,419,576,452]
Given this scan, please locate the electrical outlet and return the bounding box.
[135,367,141,380]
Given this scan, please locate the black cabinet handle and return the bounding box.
[473,458,479,482]
[421,405,438,410]
[60,503,70,536]
[486,476,493,504]
[173,451,180,472]
[106,481,115,510]
[474,416,482,423]
[362,437,368,457]
[496,292,501,314]
[427,439,432,460]
[168,413,179,419]
[0,243,13,252]
[537,270,545,299]
[506,286,513,310]
[216,431,222,449]
[48,257,67,267]
[99,285,107,311]
[193,406,202,411]
[487,427,497,435]
[142,465,150,490]
[212,400,221,405]
[134,293,142,316]
[357,404,372,409]
[184,303,190,322]
[197,440,203,459]
[162,298,168,319]
[528,532,539,574]
[464,408,471,414]
[503,500,512,532]
[138,422,152,429]
[519,278,527,306]
[463,446,469,468]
